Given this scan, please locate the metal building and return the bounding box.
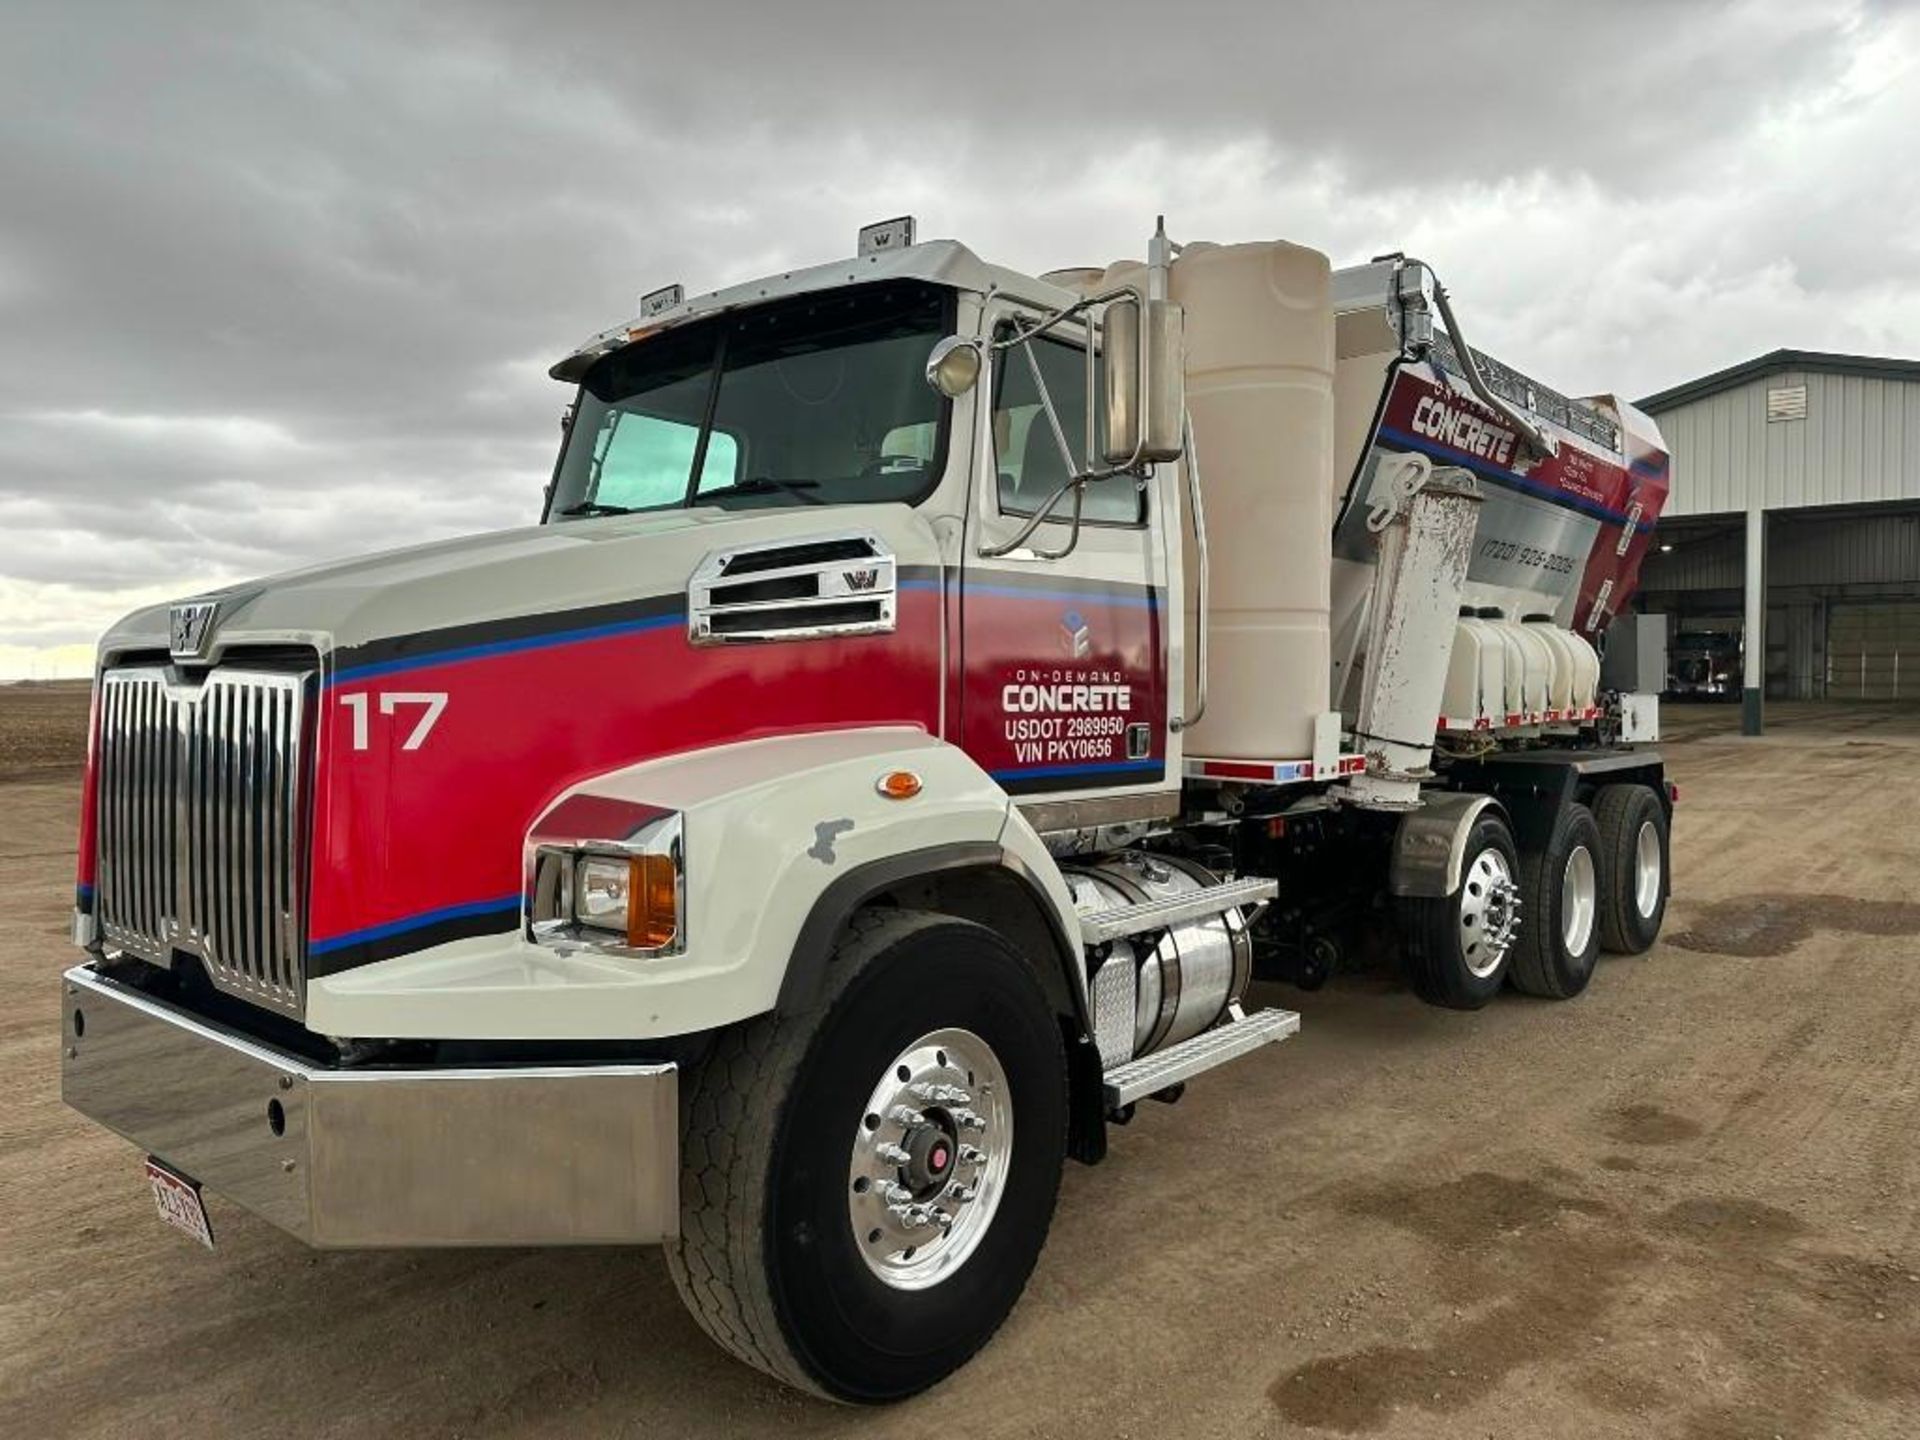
[1633,350,1920,733]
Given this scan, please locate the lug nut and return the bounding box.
[910,1081,973,1105]
[946,1183,977,1203]
[889,1105,926,1127]
[874,1142,911,1166]
[881,1182,913,1205]
[931,1207,954,1230]
[954,1109,986,1133]
[959,1144,987,1166]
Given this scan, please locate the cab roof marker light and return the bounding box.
[858,217,915,257]
[638,283,684,319]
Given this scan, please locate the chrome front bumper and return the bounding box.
[60,966,679,1248]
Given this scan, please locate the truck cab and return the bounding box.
[61,217,1674,1403]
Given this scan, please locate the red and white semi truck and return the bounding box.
[61,216,1673,1401]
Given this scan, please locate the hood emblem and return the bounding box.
[169,599,220,661]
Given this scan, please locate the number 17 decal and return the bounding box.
[338,691,448,751]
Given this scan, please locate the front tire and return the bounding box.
[1510,803,1604,999]
[1399,811,1522,1010]
[665,909,1068,1402]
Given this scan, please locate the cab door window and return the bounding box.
[992,330,1144,526]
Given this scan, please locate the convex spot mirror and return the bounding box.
[1101,296,1186,467]
[924,336,982,397]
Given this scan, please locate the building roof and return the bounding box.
[1638,349,1920,414]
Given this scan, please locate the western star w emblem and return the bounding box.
[168,599,219,661]
[843,568,880,592]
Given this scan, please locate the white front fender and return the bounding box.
[306,728,1083,1041]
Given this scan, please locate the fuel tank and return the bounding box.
[1064,851,1252,1066]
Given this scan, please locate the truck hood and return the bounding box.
[98,505,933,667]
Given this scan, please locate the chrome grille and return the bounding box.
[95,666,311,1018]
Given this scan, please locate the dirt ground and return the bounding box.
[3,693,1918,1438]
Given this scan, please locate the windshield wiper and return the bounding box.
[557,499,641,518]
[694,477,826,506]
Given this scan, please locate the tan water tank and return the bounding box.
[1172,242,1336,759]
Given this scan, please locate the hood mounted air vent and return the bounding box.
[688,531,898,645]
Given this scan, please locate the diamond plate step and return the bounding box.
[1102,1006,1300,1108]
[1079,876,1277,945]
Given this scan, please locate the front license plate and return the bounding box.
[145,1158,215,1249]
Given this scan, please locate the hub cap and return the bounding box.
[1459,847,1520,978]
[1562,844,1598,954]
[1633,820,1662,918]
[848,1027,1011,1291]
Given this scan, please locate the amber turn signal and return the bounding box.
[626,852,679,950]
[876,770,923,800]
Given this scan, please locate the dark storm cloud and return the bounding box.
[2,0,1918,671]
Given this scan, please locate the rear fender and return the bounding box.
[1389,792,1512,898]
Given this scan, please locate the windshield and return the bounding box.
[547,280,954,519]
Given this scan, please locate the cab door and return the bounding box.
[958,305,1180,821]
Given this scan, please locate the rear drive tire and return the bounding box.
[664,909,1068,1402]
[1399,811,1522,1010]
[1510,803,1604,999]
[1594,783,1670,954]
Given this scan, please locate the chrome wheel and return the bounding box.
[1458,846,1521,978]
[1633,820,1662,919]
[848,1027,1011,1292]
[1562,844,1598,954]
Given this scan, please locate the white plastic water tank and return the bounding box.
[1166,241,1335,759]
[1528,619,1579,716]
[1529,621,1600,718]
[1571,632,1600,713]
[1507,621,1556,725]
[1442,612,1505,728]
[1445,614,1600,730]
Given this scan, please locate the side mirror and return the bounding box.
[924,336,983,397]
[1101,296,1186,466]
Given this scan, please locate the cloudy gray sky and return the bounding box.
[4,0,1918,676]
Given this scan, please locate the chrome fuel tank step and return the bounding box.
[1102,1004,1300,1108]
[1079,875,1277,945]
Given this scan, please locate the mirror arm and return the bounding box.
[1020,337,1080,486]
[1169,409,1208,732]
[1030,480,1088,562]
[987,283,1140,352]
[978,474,1089,561]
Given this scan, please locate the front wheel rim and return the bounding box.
[1633,820,1663,918]
[847,1027,1011,1292]
[1563,844,1598,955]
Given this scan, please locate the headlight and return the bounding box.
[573,851,679,949]
[575,855,631,927]
[528,813,684,956]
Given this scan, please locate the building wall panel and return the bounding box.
[1654,371,1920,517]
[1639,509,1920,593]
